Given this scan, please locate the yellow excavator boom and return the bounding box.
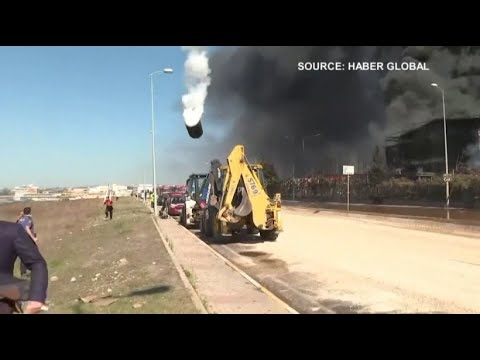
[217,145,282,232]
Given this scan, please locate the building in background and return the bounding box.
[14,184,39,200]
[14,184,39,195]
[135,184,153,199]
[87,184,131,197]
[88,185,110,195]
[13,184,62,201]
[385,117,480,177]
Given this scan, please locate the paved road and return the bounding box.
[190,206,480,314]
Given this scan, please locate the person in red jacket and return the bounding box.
[104,197,113,220]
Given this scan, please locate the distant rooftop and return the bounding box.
[386,116,480,145]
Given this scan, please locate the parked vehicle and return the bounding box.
[167,193,186,217]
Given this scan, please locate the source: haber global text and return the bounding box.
[297,62,430,71]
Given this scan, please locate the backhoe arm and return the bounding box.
[217,146,243,219]
[218,145,272,229]
[241,163,271,229]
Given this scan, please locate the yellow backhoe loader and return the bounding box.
[200,144,283,241]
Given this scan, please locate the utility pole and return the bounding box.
[431,82,450,219]
[149,68,174,217]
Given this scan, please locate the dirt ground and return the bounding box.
[202,206,480,314]
[0,198,199,314]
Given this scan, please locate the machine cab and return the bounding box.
[186,174,208,201]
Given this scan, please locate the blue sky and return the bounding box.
[0,46,222,188]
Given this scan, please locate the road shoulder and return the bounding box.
[154,218,294,314]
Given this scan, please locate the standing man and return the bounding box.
[104,196,114,220]
[16,207,37,278]
[0,220,48,314]
[160,195,168,218]
[16,208,37,242]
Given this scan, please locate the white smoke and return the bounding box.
[181,46,211,127]
[466,143,480,169]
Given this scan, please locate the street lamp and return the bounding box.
[431,82,450,210]
[150,68,174,217]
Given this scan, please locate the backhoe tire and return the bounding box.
[259,230,278,241]
[207,206,221,242]
[204,207,214,237]
[199,211,205,234]
[247,227,259,235]
[180,207,187,227]
[200,211,205,234]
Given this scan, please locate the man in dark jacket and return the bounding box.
[0,220,48,314]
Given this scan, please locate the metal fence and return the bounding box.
[278,174,480,208]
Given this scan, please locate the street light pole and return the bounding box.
[150,68,174,217]
[150,74,156,215]
[442,88,449,209]
[431,83,450,212]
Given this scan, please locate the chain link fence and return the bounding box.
[277,174,480,208]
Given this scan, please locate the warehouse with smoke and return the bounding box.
[204,46,391,176]
[176,46,480,179]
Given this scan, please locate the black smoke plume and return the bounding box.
[173,46,480,181]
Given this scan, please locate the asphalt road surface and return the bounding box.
[190,206,480,314]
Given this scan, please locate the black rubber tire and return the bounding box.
[204,208,213,237]
[259,230,278,241]
[206,206,219,239]
[180,207,187,227]
[199,211,205,234]
[247,227,259,235]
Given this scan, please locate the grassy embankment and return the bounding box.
[0,197,198,314]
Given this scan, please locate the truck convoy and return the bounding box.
[181,144,283,241]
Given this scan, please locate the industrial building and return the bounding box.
[385,117,480,176]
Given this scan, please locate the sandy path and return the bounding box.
[210,207,480,313]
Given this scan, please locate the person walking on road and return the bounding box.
[104,196,114,220]
[16,207,37,278]
[0,220,49,314]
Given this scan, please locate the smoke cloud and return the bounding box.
[165,46,480,183]
[203,46,402,176]
[465,142,480,169]
[383,46,480,136]
[181,46,211,129]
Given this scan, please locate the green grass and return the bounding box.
[48,259,65,270]
[36,198,199,314]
